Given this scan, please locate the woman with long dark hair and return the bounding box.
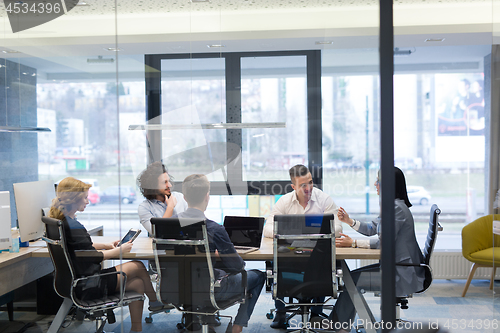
[330,167,425,332]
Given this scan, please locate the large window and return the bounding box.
[320,46,490,250]
[145,51,321,195]
[241,56,308,181]
[160,57,227,182]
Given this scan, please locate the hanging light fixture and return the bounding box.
[0,126,51,132]
[129,122,286,130]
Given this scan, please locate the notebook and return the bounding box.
[223,216,265,254]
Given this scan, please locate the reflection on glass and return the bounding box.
[321,52,486,251]
[161,58,226,181]
[241,56,308,181]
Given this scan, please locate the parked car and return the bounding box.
[88,189,100,205]
[80,179,101,194]
[407,186,431,205]
[56,178,100,196]
[100,186,137,204]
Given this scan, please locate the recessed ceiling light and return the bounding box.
[191,0,211,3]
[2,50,20,54]
[207,44,225,48]
[394,47,413,56]
[105,47,122,52]
[425,38,445,42]
[315,41,334,45]
[77,1,89,5]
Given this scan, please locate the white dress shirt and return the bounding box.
[263,187,342,238]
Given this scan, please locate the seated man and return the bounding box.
[137,161,188,234]
[176,174,265,333]
[263,164,342,329]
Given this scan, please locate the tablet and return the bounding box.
[118,228,141,246]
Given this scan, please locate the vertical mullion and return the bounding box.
[379,0,396,330]
[307,50,323,189]
[145,55,162,163]
[225,54,243,194]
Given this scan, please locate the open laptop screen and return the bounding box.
[223,216,264,248]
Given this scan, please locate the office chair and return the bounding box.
[461,214,500,297]
[151,217,247,333]
[41,216,145,333]
[395,204,442,318]
[271,214,337,333]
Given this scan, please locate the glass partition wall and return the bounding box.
[1,0,499,331]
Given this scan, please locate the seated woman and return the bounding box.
[49,177,167,333]
[330,167,425,332]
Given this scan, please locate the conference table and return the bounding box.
[33,236,380,333]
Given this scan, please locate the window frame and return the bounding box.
[145,50,322,195]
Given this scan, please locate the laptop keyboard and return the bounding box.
[234,245,255,251]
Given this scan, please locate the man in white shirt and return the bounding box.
[266,164,342,329]
[136,162,188,235]
[263,165,342,238]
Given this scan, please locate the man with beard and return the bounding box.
[137,161,188,235]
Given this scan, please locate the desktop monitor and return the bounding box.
[0,191,12,251]
[14,180,55,242]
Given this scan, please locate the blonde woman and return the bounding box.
[49,177,167,333]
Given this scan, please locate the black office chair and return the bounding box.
[151,217,247,333]
[395,204,442,318]
[271,214,338,333]
[42,216,145,333]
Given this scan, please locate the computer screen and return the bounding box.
[223,216,264,248]
[0,191,12,250]
[14,180,55,242]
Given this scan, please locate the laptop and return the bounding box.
[223,216,265,254]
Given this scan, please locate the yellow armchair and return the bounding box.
[461,214,500,297]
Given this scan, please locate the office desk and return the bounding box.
[0,244,52,296]
[0,225,103,311]
[34,236,381,333]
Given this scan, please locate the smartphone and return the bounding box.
[118,228,141,246]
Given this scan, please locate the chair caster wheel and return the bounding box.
[145,317,153,323]
[176,323,184,329]
[266,313,274,319]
